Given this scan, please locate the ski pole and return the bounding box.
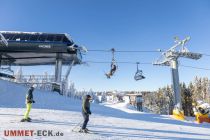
[72,120,83,132]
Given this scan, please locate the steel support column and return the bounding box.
[170,59,181,109]
[64,60,75,81]
[55,53,62,83]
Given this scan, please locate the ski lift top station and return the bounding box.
[0,31,84,84]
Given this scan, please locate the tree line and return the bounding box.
[143,76,210,116]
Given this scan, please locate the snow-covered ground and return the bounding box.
[0,80,210,140]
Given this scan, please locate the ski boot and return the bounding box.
[105,73,111,79]
[27,117,32,121]
[85,128,89,131]
[20,118,26,122]
[20,117,31,122]
[26,117,32,122]
[79,128,88,133]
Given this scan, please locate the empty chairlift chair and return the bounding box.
[134,62,145,81]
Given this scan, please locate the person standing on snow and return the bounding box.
[21,85,36,122]
[80,95,92,133]
[136,96,143,112]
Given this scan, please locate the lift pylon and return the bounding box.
[153,36,202,120]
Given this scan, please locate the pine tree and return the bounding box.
[165,85,173,115]
[180,83,193,116]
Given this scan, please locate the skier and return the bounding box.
[136,96,142,112]
[105,63,117,79]
[21,85,36,122]
[80,95,92,133]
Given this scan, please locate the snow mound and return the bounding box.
[0,80,81,112]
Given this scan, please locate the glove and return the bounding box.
[27,101,32,104]
[88,111,92,115]
[32,100,35,103]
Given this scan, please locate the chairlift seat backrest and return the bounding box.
[134,70,145,81]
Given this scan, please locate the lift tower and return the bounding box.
[153,36,202,120]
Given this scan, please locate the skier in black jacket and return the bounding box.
[80,95,92,133]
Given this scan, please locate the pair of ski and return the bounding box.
[19,118,45,123]
[72,129,98,134]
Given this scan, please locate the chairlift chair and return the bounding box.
[105,48,117,79]
[0,66,15,79]
[134,62,145,81]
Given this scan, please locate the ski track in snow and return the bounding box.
[0,80,210,140]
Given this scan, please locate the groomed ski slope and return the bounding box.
[0,80,210,140]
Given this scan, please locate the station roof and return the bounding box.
[0,31,82,66]
[0,31,73,43]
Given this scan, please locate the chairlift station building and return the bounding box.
[0,31,82,83]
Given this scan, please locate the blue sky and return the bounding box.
[1,0,210,91]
